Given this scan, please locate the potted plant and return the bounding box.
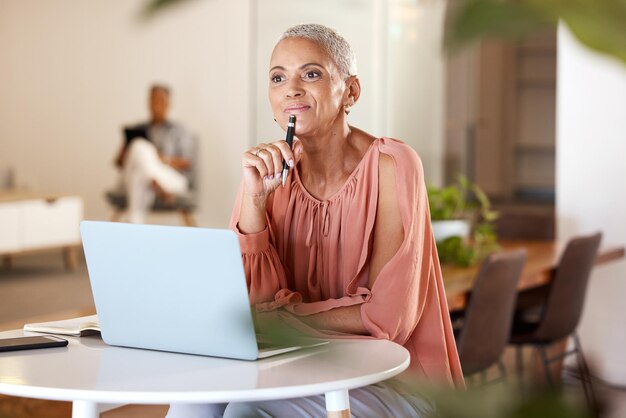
[427,175,499,267]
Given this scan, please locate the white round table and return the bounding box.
[0,329,410,417]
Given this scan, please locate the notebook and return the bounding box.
[79,221,325,360]
[24,314,100,337]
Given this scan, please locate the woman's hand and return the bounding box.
[237,140,302,235]
[242,140,301,201]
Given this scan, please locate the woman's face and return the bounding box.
[268,37,349,137]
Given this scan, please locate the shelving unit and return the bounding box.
[509,31,557,202]
[445,30,557,239]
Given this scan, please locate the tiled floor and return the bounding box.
[1,253,625,418]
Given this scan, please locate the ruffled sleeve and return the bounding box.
[229,188,293,306]
[359,141,432,342]
[364,141,463,385]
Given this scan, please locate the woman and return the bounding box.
[167,23,462,418]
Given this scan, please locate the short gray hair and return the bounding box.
[278,24,357,77]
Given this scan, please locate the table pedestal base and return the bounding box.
[72,400,98,418]
[325,389,350,418]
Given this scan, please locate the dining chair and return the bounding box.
[509,232,602,410]
[454,249,527,383]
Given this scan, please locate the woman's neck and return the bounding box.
[300,124,351,172]
[297,125,374,200]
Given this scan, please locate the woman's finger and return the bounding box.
[271,140,298,169]
[257,148,278,179]
[243,138,299,184]
[242,152,269,180]
[291,141,303,165]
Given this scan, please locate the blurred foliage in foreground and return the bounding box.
[446,0,626,65]
[424,384,593,418]
[254,311,598,418]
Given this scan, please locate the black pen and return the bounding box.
[281,114,296,187]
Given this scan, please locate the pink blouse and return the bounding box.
[230,137,464,387]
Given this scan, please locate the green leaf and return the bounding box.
[436,235,489,267]
[446,0,626,65]
[140,0,194,19]
[429,174,500,265]
[559,0,626,64]
[446,0,556,51]
[428,184,466,221]
[437,236,464,264]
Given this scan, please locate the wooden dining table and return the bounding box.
[442,240,626,312]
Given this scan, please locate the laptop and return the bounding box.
[80,221,326,360]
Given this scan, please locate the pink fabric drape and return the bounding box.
[230,137,464,387]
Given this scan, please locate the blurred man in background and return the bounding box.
[114,84,195,224]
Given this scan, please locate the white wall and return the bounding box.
[388,0,447,187]
[0,0,447,226]
[557,25,626,385]
[0,0,252,227]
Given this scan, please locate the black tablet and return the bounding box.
[123,126,149,145]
